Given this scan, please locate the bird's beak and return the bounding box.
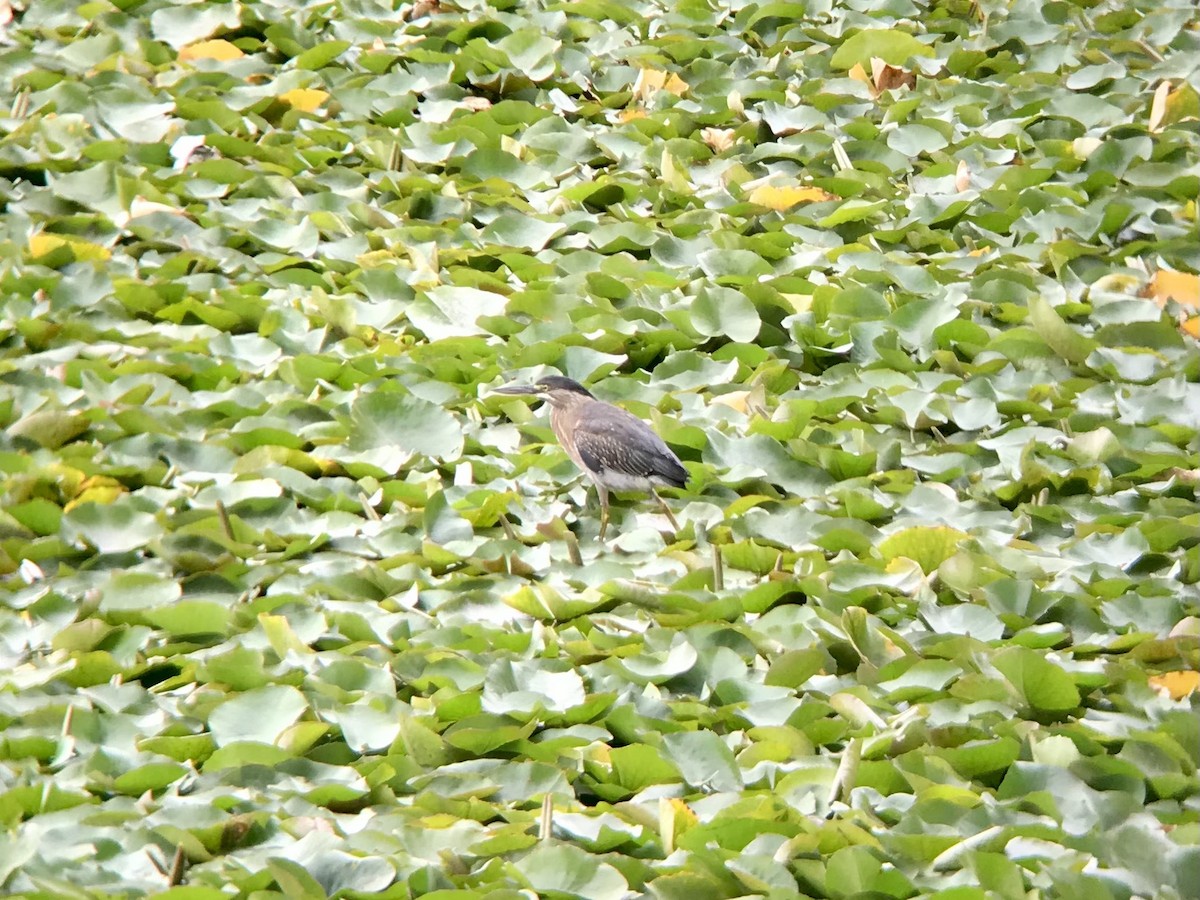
[492,383,542,396]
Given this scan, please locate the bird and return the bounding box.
[493,375,687,540]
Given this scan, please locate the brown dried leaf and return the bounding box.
[1146,268,1200,338]
[1148,671,1200,700]
[955,159,971,192]
[1149,269,1200,307]
[700,127,735,153]
[634,68,688,101]
[403,0,442,20]
[871,57,915,93]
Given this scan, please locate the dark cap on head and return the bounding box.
[534,376,594,397]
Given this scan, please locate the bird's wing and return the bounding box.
[573,406,687,487]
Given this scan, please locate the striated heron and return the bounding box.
[494,375,687,539]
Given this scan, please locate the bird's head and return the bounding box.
[493,375,595,407]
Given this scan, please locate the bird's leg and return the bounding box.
[597,485,610,541]
[651,489,679,531]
